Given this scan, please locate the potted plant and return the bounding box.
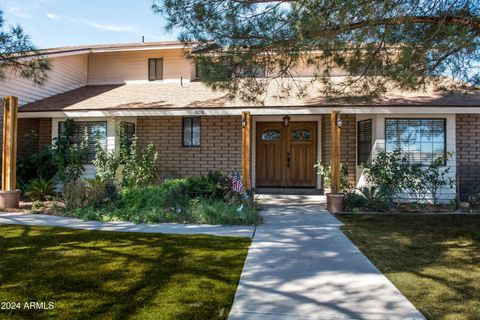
[316,161,349,213]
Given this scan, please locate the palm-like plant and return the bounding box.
[26,178,55,201]
[357,186,393,212]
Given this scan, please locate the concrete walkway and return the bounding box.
[0,212,255,238]
[229,195,425,320]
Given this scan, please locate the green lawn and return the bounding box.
[337,214,480,320]
[0,225,250,320]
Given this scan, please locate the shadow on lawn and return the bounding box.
[337,214,480,320]
[0,225,250,320]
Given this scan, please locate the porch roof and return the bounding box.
[19,79,480,113]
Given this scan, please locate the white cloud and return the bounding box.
[4,6,33,18]
[44,12,135,33]
[79,20,135,32]
[3,0,55,18]
[45,12,63,21]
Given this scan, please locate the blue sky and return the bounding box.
[1,0,179,49]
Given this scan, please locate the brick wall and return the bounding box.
[456,114,480,201]
[136,116,242,180]
[17,118,52,159]
[321,114,356,184]
[18,119,39,159]
[38,118,52,149]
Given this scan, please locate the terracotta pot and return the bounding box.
[0,190,21,209]
[326,193,344,213]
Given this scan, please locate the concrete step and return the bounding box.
[256,193,326,203]
[254,188,323,195]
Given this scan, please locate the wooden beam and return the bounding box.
[241,111,251,190]
[330,111,341,194]
[2,96,18,191]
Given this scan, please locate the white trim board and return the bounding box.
[18,106,480,118]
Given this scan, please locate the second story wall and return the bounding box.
[87,48,192,85]
[0,54,88,106]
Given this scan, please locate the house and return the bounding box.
[1,41,479,201]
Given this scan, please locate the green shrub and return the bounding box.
[315,161,352,193]
[25,178,55,201]
[65,173,261,225]
[364,150,454,206]
[182,175,213,196]
[415,153,454,206]
[468,188,480,209]
[63,180,86,210]
[53,119,89,186]
[190,197,260,225]
[17,145,57,189]
[208,171,234,199]
[121,139,159,188]
[357,186,393,212]
[92,143,120,185]
[344,191,368,211]
[344,186,393,212]
[84,177,117,208]
[363,149,414,195]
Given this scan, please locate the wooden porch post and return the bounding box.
[2,96,18,191]
[330,111,341,194]
[0,96,20,209]
[241,111,251,190]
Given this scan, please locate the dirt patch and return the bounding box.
[3,200,64,215]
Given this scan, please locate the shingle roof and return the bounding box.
[19,80,480,112]
[17,41,187,58]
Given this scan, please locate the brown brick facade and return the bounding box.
[456,114,480,200]
[136,116,242,180]
[321,114,357,184]
[38,118,53,149]
[17,118,52,159]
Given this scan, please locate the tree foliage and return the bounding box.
[154,0,480,101]
[0,9,50,85]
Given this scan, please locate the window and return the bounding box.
[121,122,135,140]
[148,58,163,81]
[119,121,136,149]
[385,118,446,164]
[234,63,266,78]
[292,128,312,141]
[58,121,107,163]
[194,61,203,80]
[261,129,281,141]
[183,117,201,146]
[357,119,372,165]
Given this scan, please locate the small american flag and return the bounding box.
[232,173,246,195]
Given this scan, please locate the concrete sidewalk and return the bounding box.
[229,195,424,320]
[0,212,255,238]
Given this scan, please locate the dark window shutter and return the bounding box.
[357,119,372,165]
[148,59,156,81]
[155,58,163,80]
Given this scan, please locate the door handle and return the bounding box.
[287,152,291,168]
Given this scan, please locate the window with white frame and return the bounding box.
[385,118,446,164]
[58,121,107,163]
[182,117,201,146]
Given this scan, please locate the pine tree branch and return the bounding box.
[321,15,480,34]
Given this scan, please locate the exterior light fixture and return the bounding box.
[242,114,247,128]
[283,115,291,127]
[336,114,343,128]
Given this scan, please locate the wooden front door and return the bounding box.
[256,121,317,187]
